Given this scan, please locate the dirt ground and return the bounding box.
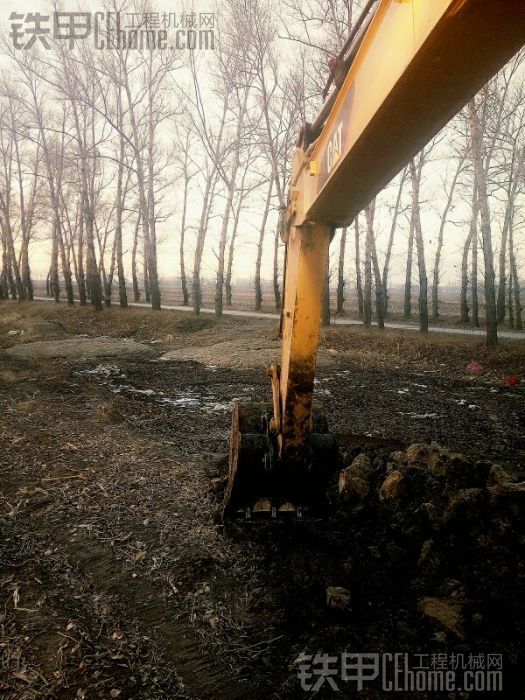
[1,303,524,699]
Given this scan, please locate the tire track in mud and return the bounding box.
[1,471,259,700]
[49,527,257,699]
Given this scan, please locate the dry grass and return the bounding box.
[322,324,525,379]
[1,300,523,381]
[1,302,212,341]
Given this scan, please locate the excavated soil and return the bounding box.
[1,303,524,699]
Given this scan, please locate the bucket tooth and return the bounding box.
[278,502,295,513]
[253,499,272,513]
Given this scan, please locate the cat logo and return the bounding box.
[317,84,354,191]
[326,122,343,175]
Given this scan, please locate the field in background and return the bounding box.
[30,279,522,332]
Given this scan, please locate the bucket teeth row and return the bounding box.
[238,501,304,520]
[223,402,337,521]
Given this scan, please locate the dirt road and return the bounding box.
[32,297,525,341]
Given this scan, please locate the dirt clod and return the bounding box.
[326,586,351,610]
[419,596,465,639]
[378,469,404,502]
[338,453,372,503]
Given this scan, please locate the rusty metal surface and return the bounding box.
[278,223,332,454]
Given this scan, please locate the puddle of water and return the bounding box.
[80,364,126,380]
[75,364,233,413]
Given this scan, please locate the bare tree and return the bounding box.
[471,206,480,328]
[363,207,372,325]
[322,256,331,326]
[174,128,196,306]
[468,97,498,345]
[131,211,141,302]
[226,161,260,307]
[273,228,282,311]
[254,177,273,310]
[382,168,407,316]
[409,154,429,332]
[336,226,347,314]
[432,153,465,319]
[354,215,364,318]
[403,212,415,319]
[365,200,384,328]
[460,185,478,324]
[508,210,522,329]
[496,145,524,323]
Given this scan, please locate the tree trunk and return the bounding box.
[354,216,364,319]
[508,211,522,330]
[77,217,87,305]
[68,97,100,309]
[461,186,477,324]
[366,203,384,329]
[496,207,510,325]
[1,233,10,299]
[85,215,100,310]
[409,159,429,332]
[143,257,150,304]
[468,100,497,346]
[363,211,372,326]
[116,222,127,309]
[215,186,236,317]
[20,238,33,300]
[507,262,514,329]
[215,92,247,318]
[336,226,347,314]
[273,227,282,311]
[432,156,463,320]
[146,66,161,311]
[382,169,406,316]
[179,174,190,306]
[115,88,128,309]
[254,179,273,311]
[104,236,117,308]
[471,227,479,327]
[54,215,74,305]
[123,76,157,311]
[3,222,24,300]
[322,256,331,326]
[404,213,414,318]
[193,173,217,315]
[496,147,523,324]
[50,224,60,302]
[226,195,244,307]
[6,258,17,300]
[460,228,472,324]
[132,215,140,302]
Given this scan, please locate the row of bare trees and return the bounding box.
[0,0,523,347]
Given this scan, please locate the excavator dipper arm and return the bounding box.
[223,0,525,519]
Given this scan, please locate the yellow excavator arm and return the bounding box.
[223,0,525,519]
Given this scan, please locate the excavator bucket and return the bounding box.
[223,401,338,519]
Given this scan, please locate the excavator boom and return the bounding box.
[290,0,525,228]
[223,0,525,519]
